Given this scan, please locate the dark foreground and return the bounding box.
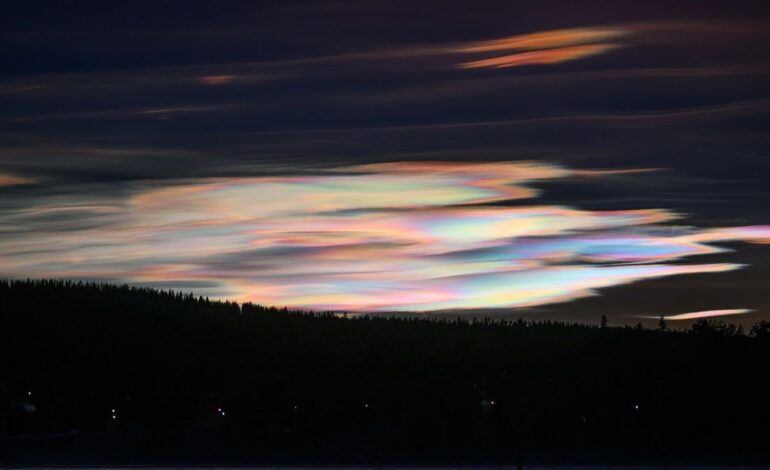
[2,280,770,466]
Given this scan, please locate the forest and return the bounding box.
[2,279,770,465]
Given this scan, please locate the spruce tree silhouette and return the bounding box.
[1,279,768,465]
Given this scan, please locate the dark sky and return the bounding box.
[2,0,770,326]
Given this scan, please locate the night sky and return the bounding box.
[2,0,770,326]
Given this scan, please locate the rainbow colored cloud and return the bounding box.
[1,161,769,311]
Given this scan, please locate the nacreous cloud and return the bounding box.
[642,309,753,321]
[454,27,628,53]
[457,44,620,69]
[0,172,36,187]
[455,27,626,69]
[1,161,769,311]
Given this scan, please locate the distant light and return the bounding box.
[217,408,222,412]
[27,391,32,396]
[490,400,496,405]
[111,409,116,413]
[221,411,226,416]
[364,403,369,408]
[293,405,299,411]
[112,415,117,420]
[634,404,640,410]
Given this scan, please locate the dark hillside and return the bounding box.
[1,280,769,465]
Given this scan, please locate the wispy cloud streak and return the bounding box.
[642,309,752,320]
[454,28,628,53]
[455,27,627,69]
[458,44,620,69]
[0,172,36,187]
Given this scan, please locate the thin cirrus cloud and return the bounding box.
[2,161,770,312]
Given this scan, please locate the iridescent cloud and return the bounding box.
[1,161,769,312]
[0,172,36,187]
[199,75,236,86]
[642,309,752,321]
[454,26,627,69]
[454,27,628,53]
[457,44,620,69]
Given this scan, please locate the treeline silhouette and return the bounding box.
[2,279,770,465]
